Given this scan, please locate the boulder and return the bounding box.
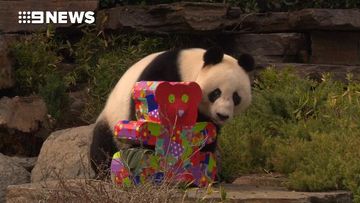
[98,3,360,33]
[0,153,30,203]
[97,3,231,33]
[233,33,308,63]
[98,2,230,34]
[31,125,95,182]
[237,9,360,33]
[288,9,360,31]
[9,156,37,172]
[0,35,15,90]
[0,96,48,133]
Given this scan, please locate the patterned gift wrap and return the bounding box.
[132,81,161,122]
[111,81,218,187]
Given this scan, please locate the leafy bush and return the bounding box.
[219,68,360,200]
[11,30,62,94]
[39,74,69,120]
[70,29,169,122]
[10,27,171,123]
[10,28,71,121]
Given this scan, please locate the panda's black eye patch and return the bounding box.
[233,92,241,106]
[208,88,221,103]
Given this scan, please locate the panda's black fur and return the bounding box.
[90,47,254,176]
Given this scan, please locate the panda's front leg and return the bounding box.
[90,120,118,179]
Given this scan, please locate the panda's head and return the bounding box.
[196,47,254,126]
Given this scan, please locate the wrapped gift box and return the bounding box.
[111,81,217,187]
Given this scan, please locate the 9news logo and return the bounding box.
[18,11,95,24]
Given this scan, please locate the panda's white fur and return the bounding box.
[97,52,164,128]
[98,48,251,128]
[90,47,254,175]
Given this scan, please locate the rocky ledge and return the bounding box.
[98,3,360,34]
[6,175,352,203]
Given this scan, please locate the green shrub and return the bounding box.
[219,68,360,200]
[11,30,62,94]
[10,26,173,123]
[39,74,69,120]
[10,28,71,121]
[73,29,169,122]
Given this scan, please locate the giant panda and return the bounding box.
[90,47,255,175]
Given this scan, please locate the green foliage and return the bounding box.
[11,26,171,123]
[71,28,169,122]
[10,28,71,121]
[39,74,69,120]
[219,68,360,200]
[10,30,61,94]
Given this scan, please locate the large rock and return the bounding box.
[0,96,48,133]
[234,33,307,63]
[0,35,15,90]
[0,96,48,156]
[9,156,37,172]
[311,31,360,65]
[0,153,30,203]
[98,3,360,33]
[98,2,229,33]
[31,125,95,182]
[237,9,360,33]
[288,9,360,31]
[0,0,98,33]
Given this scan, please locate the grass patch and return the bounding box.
[219,67,360,200]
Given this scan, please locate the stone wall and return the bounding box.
[95,3,360,81]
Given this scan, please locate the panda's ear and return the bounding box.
[203,47,224,67]
[238,53,255,72]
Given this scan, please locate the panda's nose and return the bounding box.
[217,113,229,121]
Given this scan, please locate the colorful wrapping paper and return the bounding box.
[111,81,217,187]
[132,81,161,122]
